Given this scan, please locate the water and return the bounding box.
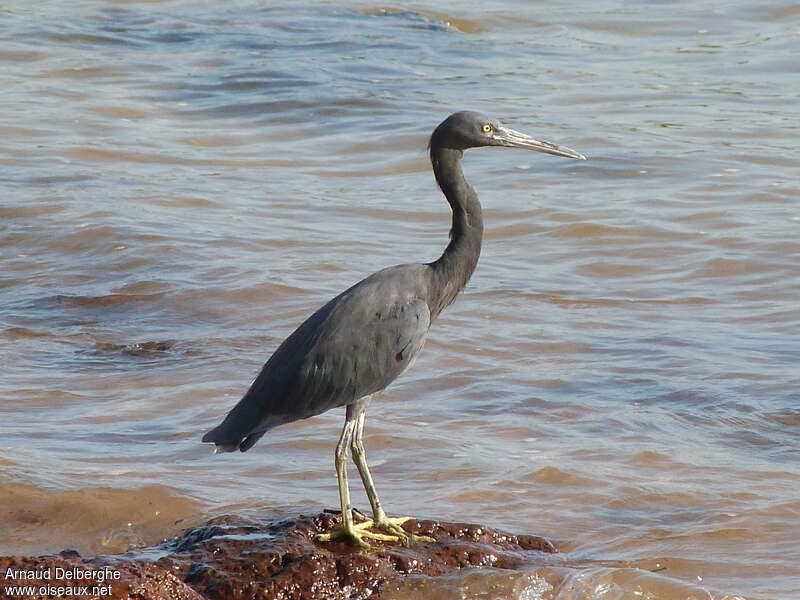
[1,1,798,598]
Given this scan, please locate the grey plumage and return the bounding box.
[204,265,432,451]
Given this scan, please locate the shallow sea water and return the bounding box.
[1,1,798,599]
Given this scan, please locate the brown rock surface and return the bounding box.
[0,511,556,599]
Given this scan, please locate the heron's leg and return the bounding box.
[335,416,357,534]
[350,411,435,544]
[315,413,398,547]
[350,412,389,523]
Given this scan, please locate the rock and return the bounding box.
[0,512,556,599]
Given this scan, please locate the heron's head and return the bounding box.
[429,111,586,160]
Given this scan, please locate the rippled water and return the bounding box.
[1,1,798,599]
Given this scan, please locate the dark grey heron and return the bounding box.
[202,111,585,548]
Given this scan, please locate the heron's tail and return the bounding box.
[201,426,238,453]
[202,424,266,453]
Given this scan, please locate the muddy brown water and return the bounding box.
[1,2,798,599]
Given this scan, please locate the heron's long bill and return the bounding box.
[494,126,586,160]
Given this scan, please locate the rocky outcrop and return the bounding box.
[0,511,556,599]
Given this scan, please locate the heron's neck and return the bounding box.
[428,146,484,320]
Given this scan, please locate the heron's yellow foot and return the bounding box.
[315,519,400,549]
[316,515,434,547]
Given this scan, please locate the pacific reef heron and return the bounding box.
[203,111,585,547]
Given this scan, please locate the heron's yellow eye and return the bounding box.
[482,124,492,133]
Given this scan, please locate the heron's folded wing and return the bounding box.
[287,296,431,417]
[203,263,433,449]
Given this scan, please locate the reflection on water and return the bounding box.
[1,1,798,598]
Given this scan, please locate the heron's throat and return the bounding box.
[429,146,484,319]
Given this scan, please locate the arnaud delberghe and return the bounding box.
[4,567,121,582]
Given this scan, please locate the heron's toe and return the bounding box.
[372,515,435,544]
